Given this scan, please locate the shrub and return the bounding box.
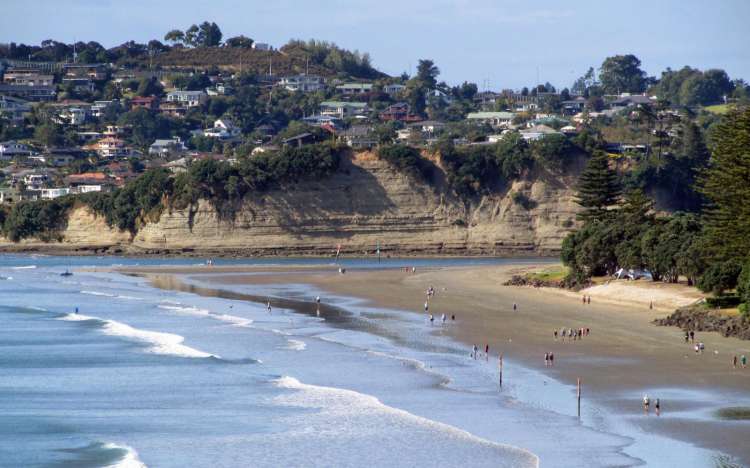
[511,191,537,210]
[377,144,430,180]
[697,260,743,295]
[2,197,75,242]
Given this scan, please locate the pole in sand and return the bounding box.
[577,378,582,419]
[499,353,504,389]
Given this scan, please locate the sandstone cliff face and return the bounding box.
[132,153,580,255]
[0,153,581,255]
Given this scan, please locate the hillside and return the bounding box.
[0,152,581,256]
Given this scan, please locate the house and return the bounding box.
[66,172,110,187]
[407,120,446,137]
[379,103,421,122]
[202,118,241,139]
[561,97,586,115]
[62,63,108,81]
[466,111,515,128]
[278,75,325,92]
[0,95,31,123]
[336,83,373,95]
[383,84,406,96]
[91,100,119,118]
[76,131,103,143]
[0,141,33,160]
[162,157,188,174]
[23,173,49,189]
[149,137,187,156]
[40,187,72,199]
[339,125,377,149]
[252,42,272,51]
[130,96,159,110]
[608,94,654,110]
[251,144,280,156]
[3,70,54,87]
[206,84,233,96]
[166,90,207,108]
[320,101,369,119]
[302,114,343,130]
[62,76,95,93]
[95,137,130,158]
[519,124,561,141]
[0,84,56,101]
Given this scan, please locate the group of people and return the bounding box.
[643,394,661,415]
[428,313,455,325]
[543,352,555,366]
[401,266,417,273]
[554,327,591,341]
[581,295,592,304]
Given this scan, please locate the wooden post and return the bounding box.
[499,353,504,389]
[577,378,581,418]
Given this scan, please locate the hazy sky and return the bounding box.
[3,0,749,89]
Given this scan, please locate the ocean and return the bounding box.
[0,255,726,467]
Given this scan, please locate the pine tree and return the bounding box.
[700,107,750,261]
[575,151,621,221]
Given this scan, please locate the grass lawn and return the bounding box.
[704,104,731,114]
[527,265,568,282]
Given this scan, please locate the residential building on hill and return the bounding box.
[0,84,56,101]
[320,101,369,119]
[466,111,515,128]
[336,83,373,95]
[278,75,325,92]
[379,102,421,122]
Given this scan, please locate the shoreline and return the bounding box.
[116,262,750,466]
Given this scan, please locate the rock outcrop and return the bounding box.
[0,152,582,256]
[655,306,750,340]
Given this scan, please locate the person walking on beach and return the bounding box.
[549,353,554,366]
[685,331,689,343]
[485,344,489,361]
[742,355,747,368]
[582,295,586,304]
[544,352,549,367]
[554,329,558,341]
[451,314,456,321]
[655,398,661,416]
[429,314,434,325]
[441,313,446,325]
[472,345,478,360]
[266,300,272,313]
[690,331,695,343]
[424,301,429,313]
[74,307,78,315]
[733,355,738,369]
[513,303,517,312]
[643,394,650,413]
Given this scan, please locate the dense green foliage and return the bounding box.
[574,151,620,221]
[563,107,750,312]
[650,67,735,107]
[377,145,431,181]
[2,144,343,236]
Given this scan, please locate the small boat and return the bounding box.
[60,270,73,277]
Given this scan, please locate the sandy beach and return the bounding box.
[117,262,750,465]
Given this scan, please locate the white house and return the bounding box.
[166,90,207,108]
[202,118,241,139]
[149,137,187,156]
[0,141,32,160]
[252,42,271,51]
[278,75,325,92]
[41,187,72,199]
[336,83,373,95]
[519,124,561,141]
[466,111,515,128]
[320,101,369,119]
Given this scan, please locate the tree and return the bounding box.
[184,25,200,47]
[697,260,742,295]
[700,107,750,261]
[136,77,164,97]
[34,123,65,148]
[599,54,647,94]
[575,151,621,220]
[225,35,254,48]
[196,21,223,47]
[416,59,439,89]
[164,29,185,45]
[571,67,597,95]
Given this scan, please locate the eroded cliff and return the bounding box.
[0,152,581,256]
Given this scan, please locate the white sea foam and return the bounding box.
[102,443,148,468]
[58,313,214,358]
[285,339,307,351]
[159,304,252,327]
[80,290,117,297]
[11,265,36,269]
[26,306,47,312]
[273,376,539,468]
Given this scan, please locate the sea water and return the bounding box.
[0,255,727,467]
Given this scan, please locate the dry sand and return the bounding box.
[117,262,750,464]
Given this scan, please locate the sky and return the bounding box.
[3,0,749,90]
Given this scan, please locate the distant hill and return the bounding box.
[152,42,388,80]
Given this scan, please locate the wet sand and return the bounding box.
[117,263,750,465]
